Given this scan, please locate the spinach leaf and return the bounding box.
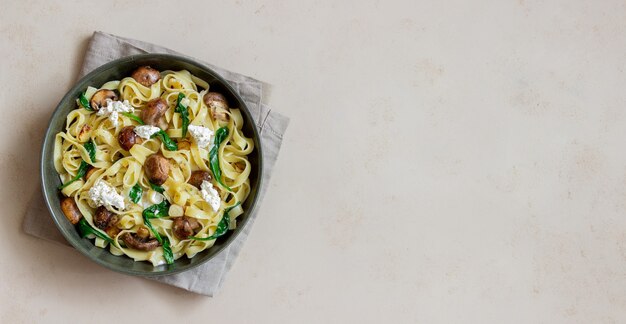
[77,218,114,245]
[143,200,170,219]
[84,139,96,164]
[152,130,178,151]
[120,112,145,125]
[79,92,92,111]
[175,93,190,137]
[142,200,174,264]
[161,235,174,264]
[190,202,241,241]
[149,182,165,194]
[129,184,142,204]
[209,127,232,191]
[59,139,98,188]
[58,161,89,189]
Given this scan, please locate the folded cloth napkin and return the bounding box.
[22,31,289,296]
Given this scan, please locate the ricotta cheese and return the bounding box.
[88,180,125,210]
[188,125,214,149]
[133,125,161,139]
[96,99,134,127]
[200,180,220,212]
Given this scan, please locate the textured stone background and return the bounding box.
[2,0,626,322]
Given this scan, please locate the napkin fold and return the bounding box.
[22,31,289,296]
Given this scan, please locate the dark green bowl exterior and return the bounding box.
[41,54,263,277]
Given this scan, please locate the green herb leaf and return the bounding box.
[77,218,114,244]
[120,112,145,125]
[142,200,174,264]
[190,202,241,241]
[143,200,170,219]
[129,184,143,204]
[175,93,190,137]
[152,130,178,151]
[84,139,96,164]
[79,93,92,111]
[209,127,232,191]
[161,236,174,264]
[149,182,165,194]
[58,160,89,189]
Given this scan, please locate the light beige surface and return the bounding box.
[1,0,626,323]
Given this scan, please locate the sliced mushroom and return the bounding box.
[172,216,202,240]
[144,153,170,185]
[105,215,120,238]
[131,66,161,87]
[117,126,141,151]
[89,89,118,111]
[177,139,191,151]
[93,207,120,237]
[142,98,170,130]
[93,206,114,230]
[203,92,227,107]
[203,92,230,122]
[188,170,211,189]
[85,166,98,180]
[121,232,159,251]
[60,197,82,224]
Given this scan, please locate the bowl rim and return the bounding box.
[40,53,263,277]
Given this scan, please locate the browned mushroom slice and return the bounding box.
[144,153,170,185]
[93,208,120,237]
[177,139,191,151]
[142,98,170,130]
[60,197,82,224]
[203,92,230,122]
[85,166,98,180]
[121,232,159,251]
[93,206,114,230]
[131,66,161,87]
[105,215,120,238]
[89,89,118,111]
[117,126,141,151]
[187,170,211,189]
[172,216,202,240]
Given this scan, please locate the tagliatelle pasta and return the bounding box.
[55,66,253,266]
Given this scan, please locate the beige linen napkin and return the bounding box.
[22,31,289,296]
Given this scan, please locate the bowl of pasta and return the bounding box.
[41,54,262,276]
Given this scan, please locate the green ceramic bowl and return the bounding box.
[41,54,263,277]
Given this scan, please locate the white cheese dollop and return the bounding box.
[200,180,220,212]
[88,180,125,210]
[180,97,190,107]
[96,99,134,127]
[133,125,161,140]
[188,125,214,149]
